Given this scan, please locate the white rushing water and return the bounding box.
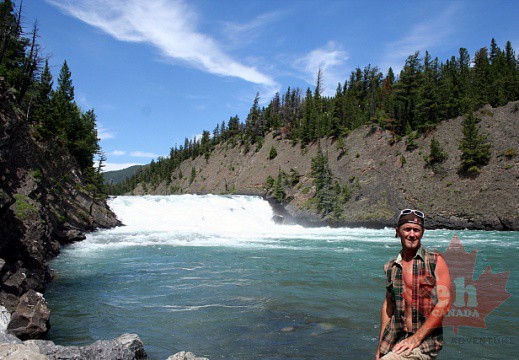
[80,195,395,251]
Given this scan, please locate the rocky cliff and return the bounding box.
[0,82,120,336]
[133,102,519,230]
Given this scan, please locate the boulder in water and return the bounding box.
[272,214,284,224]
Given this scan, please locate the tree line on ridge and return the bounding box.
[108,38,518,195]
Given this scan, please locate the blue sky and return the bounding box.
[24,0,519,171]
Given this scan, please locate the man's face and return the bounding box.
[396,222,424,252]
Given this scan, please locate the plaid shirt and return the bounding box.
[379,246,444,356]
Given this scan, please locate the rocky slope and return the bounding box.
[0,82,120,336]
[133,102,519,230]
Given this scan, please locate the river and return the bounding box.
[45,195,518,359]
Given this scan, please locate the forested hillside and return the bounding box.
[107,39,519,229]
[103,165,143,185]
[110,38,518,195]
[0,0,105,190]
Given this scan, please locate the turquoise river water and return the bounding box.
[46,195,518,359]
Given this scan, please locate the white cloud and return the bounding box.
[380,3,462,74]
[221,10,285,48]
[294,41,349,96]
[76,92,91,109]
[47,0,277,87]
[130,151,160,158]
[98,124,116,140]
[109,150,126,156]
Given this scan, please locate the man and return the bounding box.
[376,209,451,359]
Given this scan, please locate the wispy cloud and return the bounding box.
[380,2,462,73]
[221,10,286,48]
[47,0,277,87]
[130,151,160,158]
[98,124,115,140]
[108,149,160,158]
[294,41,348,96]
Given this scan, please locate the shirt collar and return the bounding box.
[395,246,425,264]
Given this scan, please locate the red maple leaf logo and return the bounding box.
[441,235,511,333]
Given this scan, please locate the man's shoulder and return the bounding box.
[383,256,398,272]
[421,247,441,261]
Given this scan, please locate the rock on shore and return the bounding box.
[0,305,210,360]
[0,308,147,360]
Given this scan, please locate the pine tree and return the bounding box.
[503,41,519,103]
[300,87,316,146]
[32,59,53,125]
[425,137,448,173]
[273,170,287,204]
[268,146,277,160]
[415,52,440,129]
[0,0,41,104]
[69,109,100,172]
[459,113,492,174]
[245,92,261,141]
[395,52,422,133]
[311,144,335,214]
[472,47,491,108]
[227,115,240,137]
[49,61,77,139]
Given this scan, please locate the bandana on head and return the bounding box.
[397,213,424,228]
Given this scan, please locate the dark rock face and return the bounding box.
[0,79,120,340]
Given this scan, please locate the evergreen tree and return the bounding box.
[265,92,281,130]
[32,59,53,125]
[488,38,507,106]
[245,92,261,141]
[273,170,287,204]
[300,87,316,145]
[425,137,448,173]
[227,115,240,137]
[50,60,77,139]
[459,112,492,174]
[268,146,277,160]
[395,52,422,133]
[0,0,41,105]
[472,47,492,108]
[69,109,100,173]
[503,41,519,103]
[311,144,335,214]
[415,52,440,129]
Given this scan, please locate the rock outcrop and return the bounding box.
[132,101,519,230]
[0,79,120,341]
